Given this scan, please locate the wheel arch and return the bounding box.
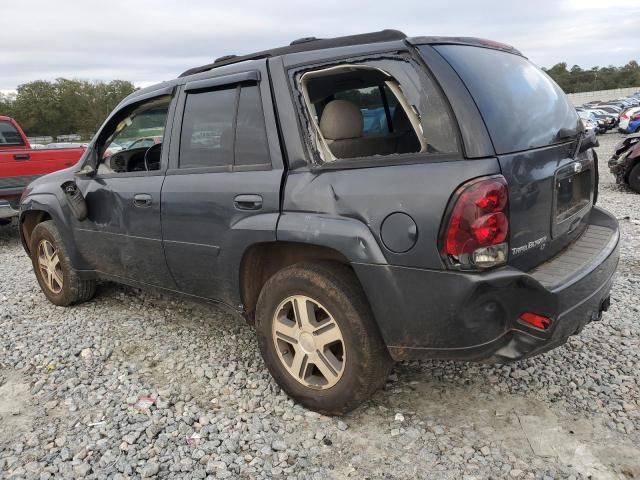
[239,213,389,323]
[20,195,85,269]
[239,241,354,323]
[20,209,52,254]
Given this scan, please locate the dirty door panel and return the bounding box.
[73,174,176,288]
[161,64,283,305]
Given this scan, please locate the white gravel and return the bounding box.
[1,132,639,479]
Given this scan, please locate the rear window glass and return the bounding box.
[433,45,580,154]
[0,121,25,146]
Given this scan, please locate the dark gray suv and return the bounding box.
[19,30,620,414]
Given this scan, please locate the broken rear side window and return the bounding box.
[296,55,459,164]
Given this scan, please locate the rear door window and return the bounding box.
[234,85,270,166]
[180,88,237,169]
[0,121,25,146]
[432,45,580,154]
[179,84,270,169]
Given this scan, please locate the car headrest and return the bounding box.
[319,100,363,140]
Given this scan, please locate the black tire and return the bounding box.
[255,261,392,415]
[29,220,96,306]
[628,163,640,194]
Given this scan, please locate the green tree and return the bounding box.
[0,93,15,117]
[6,79,136,137]
[546,60,640,93]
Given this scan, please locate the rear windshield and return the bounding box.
[433,45,580,155]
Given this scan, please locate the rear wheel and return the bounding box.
[255,261,392,415]
[628,163,640,194]
[30,220,96,306]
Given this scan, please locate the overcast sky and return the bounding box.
[1,0,639,92]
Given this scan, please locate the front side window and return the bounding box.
[99,96,171,174]
[0,121,25,146]
[296,55,459,163]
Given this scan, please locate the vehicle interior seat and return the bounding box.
[319,100,396,159]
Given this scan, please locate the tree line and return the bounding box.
[0,79,136,138]
[543,60,640,94]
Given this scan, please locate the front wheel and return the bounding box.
[628,163,640,194]
[255,261,392,415]
[30,220,96,306]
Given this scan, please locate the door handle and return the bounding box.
[234,194,263,211]
[133,193,153,208]
[14,154,30,161]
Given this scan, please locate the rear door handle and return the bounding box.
[14,154,30,161]
[133,193,153,208]
[234,194,263,211]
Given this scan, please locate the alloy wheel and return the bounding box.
[37,239,63,294]
[272,295,346,389]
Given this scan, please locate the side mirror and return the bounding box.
[578,131,599,154]
[75,164,96,179]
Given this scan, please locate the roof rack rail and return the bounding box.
[179,29,406,78]
[214,54,238,63]
[290,36,319,46]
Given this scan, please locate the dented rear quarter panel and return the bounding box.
[279,159,501,268]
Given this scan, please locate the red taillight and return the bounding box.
[520,312,553,330]
[442,176,509,269]
[471,213,508,245]
[632,115,640,121]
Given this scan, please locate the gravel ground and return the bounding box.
[1,132,639,480]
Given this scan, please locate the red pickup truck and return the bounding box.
[0,116,85,223]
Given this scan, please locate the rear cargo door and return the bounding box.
[433,45,593,271]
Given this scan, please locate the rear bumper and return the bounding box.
[355,207,619,362]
